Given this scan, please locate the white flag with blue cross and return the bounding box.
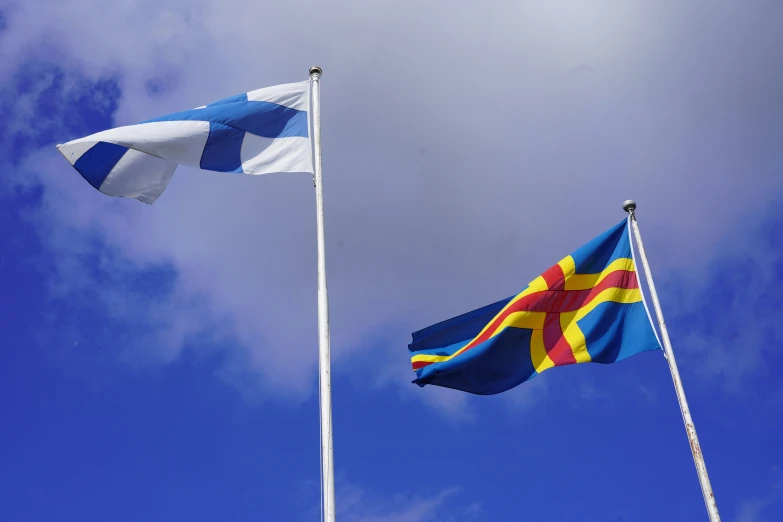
[57,81,312,204]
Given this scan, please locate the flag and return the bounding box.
[408,218,661,395]
[56,81,312,204]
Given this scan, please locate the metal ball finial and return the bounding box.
[622,199,637,213]
[309,66,322,77]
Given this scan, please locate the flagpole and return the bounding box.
[623,200,721,522]
[310,66,336,522]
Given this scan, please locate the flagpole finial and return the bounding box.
[309,66,323,78]
[622,199,637,214]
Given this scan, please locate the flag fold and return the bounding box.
[408,219,661,395]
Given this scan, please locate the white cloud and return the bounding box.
[501,373,549,411]
[293,476,480,522]
[735,499,768,522]
[732,481,783,522]
[668,210,783,396]
[341,487,469,522]
[2,0,783,409]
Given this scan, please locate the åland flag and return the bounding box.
[56,81,313,204]
[408,218,662,395]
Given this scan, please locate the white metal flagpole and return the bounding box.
[310,66,336,522]
[623,200,721,522]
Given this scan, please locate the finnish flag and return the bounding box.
[57,81,313,204]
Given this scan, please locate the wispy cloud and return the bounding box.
[578,380,607,402]
[667,206,783,397]
[501,373,549,410]
[296,477,481,522]
[735,499,768,522]
[340,487,474,522]
[732,481,783,522]
[634,382,657,404]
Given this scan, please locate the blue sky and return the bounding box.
[1,1,783,521]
